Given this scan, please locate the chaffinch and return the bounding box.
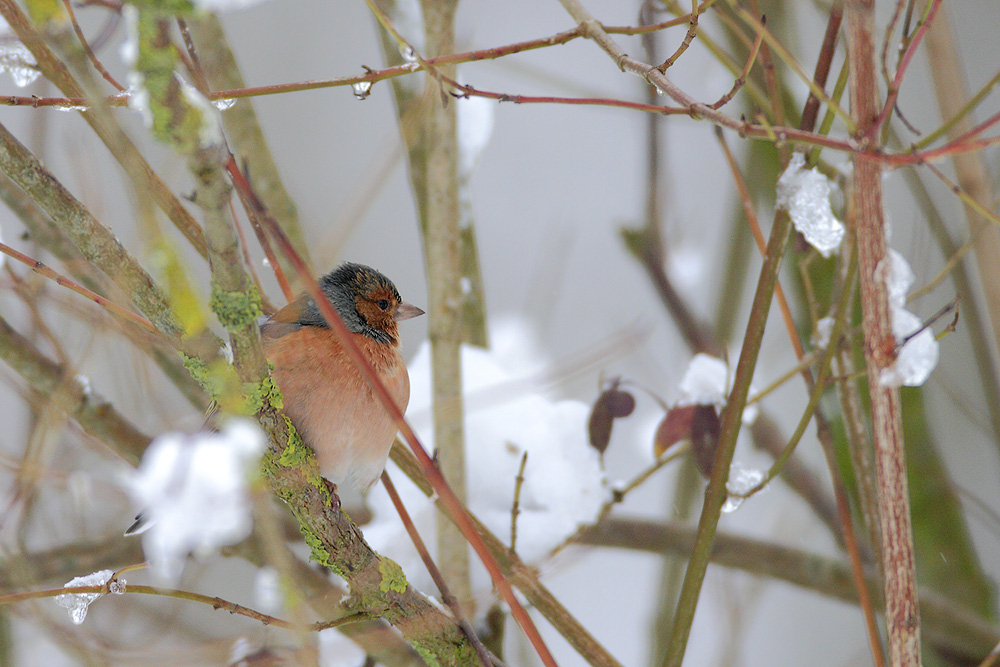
[126,262,423,535]
[261,262,423,490]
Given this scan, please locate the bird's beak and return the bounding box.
[395,302,425,321]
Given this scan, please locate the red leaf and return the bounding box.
[652,404,720,477]
[689,404,721,478]
[653,405,697,457]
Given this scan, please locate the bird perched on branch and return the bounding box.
[261,262,424,491]
[125,262,423,535]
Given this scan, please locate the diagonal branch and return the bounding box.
[0,0,209,259]
[0,121,218,361]
[0,312,152,464]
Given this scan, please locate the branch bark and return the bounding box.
[0,120,218,362]
[410,0,474,612]
[185,14,314,290]
[0,0,208,259]
[579,517,996,663]
[845,0,923,663]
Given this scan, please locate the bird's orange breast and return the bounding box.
[263,326,409,491]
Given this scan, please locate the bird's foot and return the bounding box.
[324,479,342,510]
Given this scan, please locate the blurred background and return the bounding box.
[1,0,999,665]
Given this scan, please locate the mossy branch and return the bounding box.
[0,120,220,362]
[0,312,152,464]
[184,14,314,289]
[579,517,998,663]
[0,0,208,259]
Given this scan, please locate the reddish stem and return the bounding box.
[225,158,558,667]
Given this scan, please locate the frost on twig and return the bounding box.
[877,249,940,387]
[721,463,767,513]
[676,353,758,424]
[55,570,125,625]
[776,152,845,257]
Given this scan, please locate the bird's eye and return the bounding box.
[377,299,390,310]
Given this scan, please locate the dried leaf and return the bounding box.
[690,404,721,478]
[606,389,636,418]
[588,386,636,455]
[652,404,720,477]
[588,393,615,455]
[653,405,696,457]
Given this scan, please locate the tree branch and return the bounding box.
[846,0,923,663]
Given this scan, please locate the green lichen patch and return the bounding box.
[412,645,442,667]
[378,558,408,594]
[210,282,263,331]
[301,526,340,574]
[243,374,283,413]
[278,423,312,469]
[276,417,326,492]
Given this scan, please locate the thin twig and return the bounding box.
[708,27,763,110]
[226,159,295,302]
[0,241,159,336]
[656,0,701,72]
[60,0,124,91]
[745,1,784,133]
[226,159,560,667]
[869,0,943,141]
[509,452,528,554]
[0,582,374,631]
[801,4,844,135]
[919,158,1000,228]
[913,67,1000,150]
[381,472,495,667]
[880,0,908,89]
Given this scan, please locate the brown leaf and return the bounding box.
[653,404,697,457]
[652,404,720,477]
[690,404,721,478]
[588,380,638,455]
[588,392,615,455]
[606,389,636,418]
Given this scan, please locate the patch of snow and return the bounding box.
[776,152,845,257]
[122,419,266,581]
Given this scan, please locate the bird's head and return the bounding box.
[301,262,424,344]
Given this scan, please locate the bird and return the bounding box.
[125,262,423,535]
[261,262,424,491]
